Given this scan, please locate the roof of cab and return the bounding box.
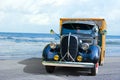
[60,18,106,29]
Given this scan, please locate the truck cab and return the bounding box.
[42,18,107,76]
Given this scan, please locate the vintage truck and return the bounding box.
[42,18,107,75]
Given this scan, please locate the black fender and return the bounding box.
[89,45,101,63]
[42,44,59,61]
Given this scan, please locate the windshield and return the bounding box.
[61,23,94,35]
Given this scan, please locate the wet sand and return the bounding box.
[0,56,120,80]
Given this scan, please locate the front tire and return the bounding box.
[91,63,98,76]
[45,66,55,73]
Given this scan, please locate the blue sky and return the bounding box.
[0,0,120,35]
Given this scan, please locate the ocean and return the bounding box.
[0,32,120,59]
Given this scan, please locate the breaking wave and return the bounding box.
[106,39,120,45]
[0,35,120,45]
[0,33,59,43]
[0,32,120,59]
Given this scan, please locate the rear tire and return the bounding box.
[45,66,55,73]
[91,63,98,76]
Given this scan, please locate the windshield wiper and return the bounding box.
[70,24,76,30]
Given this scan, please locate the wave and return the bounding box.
[0,34,120,45]
[0,36,56,43]
[0,33,120,59]
[106,39,120,45]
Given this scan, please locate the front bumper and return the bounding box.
[42,61,94,68]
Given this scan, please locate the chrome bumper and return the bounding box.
[42,61,94,68]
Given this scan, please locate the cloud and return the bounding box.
[24,13,50,25]
[0,0,120,34]
[0,0,92,24]
[106,9,120,21]
[0,11,6,22]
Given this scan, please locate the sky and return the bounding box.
[0,0,120,35]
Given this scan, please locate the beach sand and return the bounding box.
[0,56,120,80]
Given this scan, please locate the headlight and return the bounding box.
[79,40,82,44]
[50,42,56,49]
[81,43,89,50]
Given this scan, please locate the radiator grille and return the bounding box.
[61,35,78,61]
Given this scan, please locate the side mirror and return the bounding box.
[50,29,60,38]
[100,30,107,35]
[50,29,55,34]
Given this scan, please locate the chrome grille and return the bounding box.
[61,35,78,61]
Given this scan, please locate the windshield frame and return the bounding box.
[61,23,94,35]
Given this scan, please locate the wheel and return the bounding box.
[91,63,98,76]
[45,66,55,73]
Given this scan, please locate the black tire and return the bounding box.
[45,66,55,73]
[91,63,98,76]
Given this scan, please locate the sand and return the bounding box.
[0,56,120,80]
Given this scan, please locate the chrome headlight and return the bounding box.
[79,40,82,44]
[50,42,56,49]
[81,43,89,50]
